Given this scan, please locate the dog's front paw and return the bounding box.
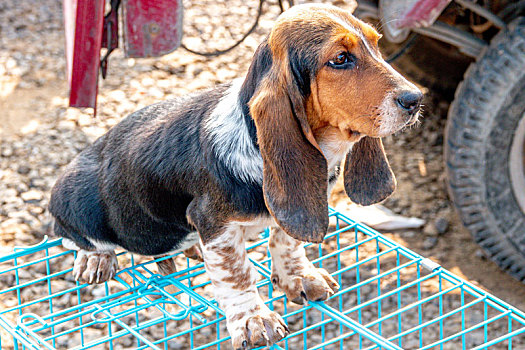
[272,267,339,305]
[73,250,118,284]
[228,304,289,349]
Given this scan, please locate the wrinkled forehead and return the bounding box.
[268,4,380,58]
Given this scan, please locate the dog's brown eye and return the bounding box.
[328,52,356,69]
[333,52,348,64]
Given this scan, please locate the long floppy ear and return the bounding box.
[250,69,328,243]
[344,137,396,206]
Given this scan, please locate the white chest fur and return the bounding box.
[318,131,355,174]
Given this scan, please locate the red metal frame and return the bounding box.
[64,0,105,109]
[64,0,182,111]
[122,0,183,58]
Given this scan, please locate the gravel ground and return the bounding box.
[1,0,525,348]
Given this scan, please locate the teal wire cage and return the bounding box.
[1,208,525,349]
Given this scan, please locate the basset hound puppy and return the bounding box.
[50,3,422,349]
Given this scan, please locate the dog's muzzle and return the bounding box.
[395,90,423,115]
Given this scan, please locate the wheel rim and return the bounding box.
[510,113,525,214]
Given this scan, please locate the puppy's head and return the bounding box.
[248,4,422,243]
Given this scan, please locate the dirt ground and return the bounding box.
[0,0,524,322]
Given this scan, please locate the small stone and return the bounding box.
[0,218,30,238]
[8,211,38,226]
[141,77,155,87]
[434,217,449,235]
[16,182,29,193]
[1,187,18,199]
[82,126,107,140]
[0,272,15,286]
[216,67,234,81]
[92,286,106,297]
[55,338,70,349]
[64,107,82,120]
[157,79,171,89]
[1,146,14,157]
[17,164,31,175]
[168,340,187,350]
[422,237,438,250]
[20,189,43,202]
[403,339,419,348]
[77,113,92,127]
[108,89,126,101]
[475,249,488,260]
[423,223,438,236]
[401,230,416,238]
[29,205,44,215]
[148,87,164,99]
[57,120,77,130]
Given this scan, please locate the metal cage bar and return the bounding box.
[1,208,524,349]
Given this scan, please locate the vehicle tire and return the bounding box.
[445,17,525,282]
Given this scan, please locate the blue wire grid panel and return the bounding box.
[1,208,525,349]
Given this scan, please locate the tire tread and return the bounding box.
[445,18,525,282]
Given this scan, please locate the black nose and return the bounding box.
[396,91,422,113]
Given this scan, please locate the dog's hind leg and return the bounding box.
[155,256,192,316]
[156,256,178,296]
[51,149,120,284]
[156,256,177,276]
[269,227,339,305]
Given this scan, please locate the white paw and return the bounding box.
[228,303,289,349]
[73,250,118,284]
[272,267,339,304]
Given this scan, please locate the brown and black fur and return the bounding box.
[50,3,420,266]
[50,4,423,348]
